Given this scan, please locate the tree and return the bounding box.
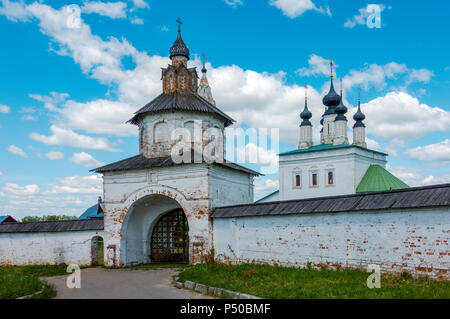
[21,215,78,223]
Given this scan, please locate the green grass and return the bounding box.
[0,265,69,299]
[178,263,450,299]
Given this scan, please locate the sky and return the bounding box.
[0,0,449,219]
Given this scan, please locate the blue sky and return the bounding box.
[0,0,449,219]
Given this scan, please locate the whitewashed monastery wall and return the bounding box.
[0,230,104,266]
[213,208,450,279]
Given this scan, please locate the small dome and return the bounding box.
[353,106,365,122]
[322,79,341,108]
[78,197,104,220]
[353,100,366,128]
[335,93,348,121]
[300,105,312,120]
[170,31,190,60]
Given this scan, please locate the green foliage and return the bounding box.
[0,265,68,299]
[178,263,450,299]
[21,215,78,223]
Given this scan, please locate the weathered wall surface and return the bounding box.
[102,163,253,267]
[0,230,103,266]
[213,209,449,279]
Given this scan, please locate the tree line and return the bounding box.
[21,215,78,223]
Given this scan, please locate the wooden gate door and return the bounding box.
[150,209,189,263]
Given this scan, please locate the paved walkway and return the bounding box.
[42,267,211,299]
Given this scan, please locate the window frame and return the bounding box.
[292,170,302,189]
[325,167,335,187]
[309,169,319,188]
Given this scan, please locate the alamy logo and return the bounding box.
[366,4,382,29]
[366,264,381,288]
[66,4,81,29]
[66,264,81,289]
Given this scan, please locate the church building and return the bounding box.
[259,60,408,203]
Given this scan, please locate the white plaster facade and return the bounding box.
[139,111,225,160]
[213,208,450,279]
[274,146,387,201]
[102,163,253,266]
[0,230,103,266]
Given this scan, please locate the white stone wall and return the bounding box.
[213,208,450,279]
[0,230,103,266]
[278,147,386,201]
[139,111,225,159]
[298,125,313,149]
[353,126,367,148]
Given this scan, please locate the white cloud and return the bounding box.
[21,114,38,121]
[0,171,3,177]
[0,104,10,113]
[358,92,450,141]
[71,152,105,168]
[29,92,69,111]
[45,175,102,194]
[0,0,32,22]
[55,99,137,136]
[387,165,450,187]
[269,0,331,19]
[45,151,64,160]
[406,139,450,162]
[30,125,119,152]
[297,55,427,92]
[7,145,27,158]
[81,1,127,19]
[342,62,408,91]
[224,0,243,7]
[131,0,149,8]
[344,4,387,28]
[2,183,40,195]
[234,142,279,174]
[297,54,333,77]
[130,17,143,25]
[254,177,279,200]
[160,25,168,32]
[406,68,434,85]
[0,175,102,218]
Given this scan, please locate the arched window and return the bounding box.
[154,121,169,143]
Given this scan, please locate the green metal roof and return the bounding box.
[279,144,388,157]
[255,190,279,203]
[356,165,409,193]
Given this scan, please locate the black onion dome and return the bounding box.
[353,100,366,127]
[322,79,341,108]
[335,93,348,121]
[170,30,190,60]
[300,101,312,126]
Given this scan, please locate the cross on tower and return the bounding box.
[202,53,206,68]
[176,17,182,32]
[330,58,334,78]
[340,77,343,94]
[358,85,361,101]
[304,83,308,101]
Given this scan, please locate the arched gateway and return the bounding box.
[119,194,191,265]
